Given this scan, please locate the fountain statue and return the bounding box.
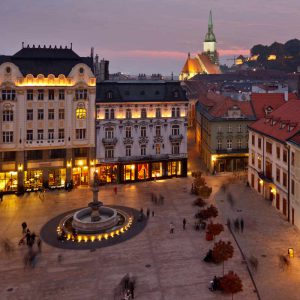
[57,171,133,242]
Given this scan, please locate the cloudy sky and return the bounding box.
[0,0,299,75]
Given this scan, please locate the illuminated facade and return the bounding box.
[179,10,221,80]
[196,95,254,173]
[0,45,96,193]
[95,81,188,183]
[248,100,300,227]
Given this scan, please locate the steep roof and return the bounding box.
[181,57,204,74]
[196,54,221,75]
[96,80,188,103]
[251,93,287,119]
[0,46,93,76]
[249,99,300,143]
[197,92,255,121]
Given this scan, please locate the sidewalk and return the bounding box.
[215,181,300,300]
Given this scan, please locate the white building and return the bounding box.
[95,81,188,183]
[0,45,96,193]
[248,99,300,227]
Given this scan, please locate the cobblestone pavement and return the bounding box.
[0,177,256,300]
[215,181,300,300]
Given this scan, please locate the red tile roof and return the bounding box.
[251,93,287,119]
[289,133,300,146]
[249,99,300,143]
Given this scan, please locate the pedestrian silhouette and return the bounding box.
[240,218,244,233]
[183,218,186,230]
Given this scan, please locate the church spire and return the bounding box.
[205,10,216,43]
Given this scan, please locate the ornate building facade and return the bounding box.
[95,81,188,183]
[0,45,96,193]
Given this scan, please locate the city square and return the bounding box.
[1,1,300,299]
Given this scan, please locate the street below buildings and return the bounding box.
[0,131,299,299]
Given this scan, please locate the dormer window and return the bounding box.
[280,122,286,129]
[6,67,11,74]
[173,90,179,98]
[288,125,295,132]
[79,67,84,74]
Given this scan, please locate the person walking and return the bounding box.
[25,229,31,246]
[129,279,135,299]
[146,208,150,218]
[169,222,174,234]
[183,218,186,230]
[234,218,240,233]
[37,238,42,252]
[22,222,27,234]
[240,218,244,233]
[0,190,3,202]
[152,210,155,217]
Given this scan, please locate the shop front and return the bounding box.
[72,166,89,186]
[124,164,135,182]
[24,170,43,191]
[48,168,66,188]
[137,163,149,180]
[97,164,118,183]
[0,171,18,192]
[151,162,164,178]
[168,161,182,176]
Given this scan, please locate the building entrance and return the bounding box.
[72,167,89,186]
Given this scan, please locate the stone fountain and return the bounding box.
[57,172,133,241]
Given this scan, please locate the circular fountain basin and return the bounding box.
[72,206,118,233]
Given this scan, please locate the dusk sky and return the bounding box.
[1,0,300,75]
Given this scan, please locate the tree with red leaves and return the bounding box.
[220,270,243,300]
[212,240,234,275]
[207,222,224,240]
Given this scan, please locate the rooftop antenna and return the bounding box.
[70,43,73,50]
[171,72,174,80]
[22,42,24,48]
[91,47,94,59]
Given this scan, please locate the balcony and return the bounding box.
[215,148,248,155]
[102,137,118,146]
[123,137,134,145]
[138,136,149,144]
[153,135,164,143]
[169,134,183,143]
[258,172,273,183]
[25,139,66,147]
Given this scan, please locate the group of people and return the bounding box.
[227,218,245,233]
[19,222,42,251]
[138,208,154,221]
[151,193,164,205]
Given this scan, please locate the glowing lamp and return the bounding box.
[18,164,23,171]
[288,248,294,258]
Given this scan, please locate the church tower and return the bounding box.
[203,10,219,64]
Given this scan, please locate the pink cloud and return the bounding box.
[101,48,250,59]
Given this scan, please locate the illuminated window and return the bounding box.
[258,156,262,169]
[76,107,86,119]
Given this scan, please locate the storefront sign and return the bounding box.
[28,161,64,169]
[1,163,16,171]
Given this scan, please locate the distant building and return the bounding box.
[196,94,254,173]
[248,99,300,227]
[179,11,221,80]
[95,80,188,183]
[0,45,96,193]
